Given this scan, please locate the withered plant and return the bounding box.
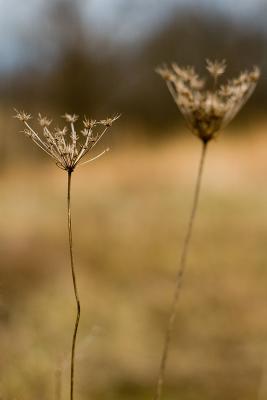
[14,111,119,400]
[154,60,260,400]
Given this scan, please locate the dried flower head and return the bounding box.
[14,111,120,171]
[157,61,260,143]
[62,113,79,123]
[206,59,226,79]
[38,113,52,127]
[14,109,32,122]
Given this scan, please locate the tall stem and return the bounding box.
[67,170,81,400]
[154,140,208,400]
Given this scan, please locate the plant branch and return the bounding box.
[67,170,81,400]
[154,140,208,400]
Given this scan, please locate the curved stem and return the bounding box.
[67,171,81,400]
[154,140,208,400]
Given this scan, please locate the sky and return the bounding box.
[0,0,265,72]
[87,0,265,20]
[86,0,266,39]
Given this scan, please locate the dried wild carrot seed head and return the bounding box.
[14,111,120,171]
[157,60,260,143]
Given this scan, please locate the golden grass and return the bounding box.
[1,125,267,400]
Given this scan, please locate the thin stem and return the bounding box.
[67,171,81,400]
[154,140,208,400]
[73,127,108,167]
[79,148,109,166]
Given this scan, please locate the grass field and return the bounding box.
[1,124,267,400]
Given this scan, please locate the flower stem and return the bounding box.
[67,170,81,400]
[154,140,208,400]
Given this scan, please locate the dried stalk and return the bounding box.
[67,170,81,400]
[14,111,119,400]
[154,140,208,400]
[155,59,260,400]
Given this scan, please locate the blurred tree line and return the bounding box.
[0,0,266,131]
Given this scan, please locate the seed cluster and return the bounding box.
[14,111,120,171]
[157,60,260,142]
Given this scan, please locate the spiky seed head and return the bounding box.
[157,60,260,143]
[62,113,79,123]
[83,117,97,129]
[23,128,33,138]
[81,128,90,137]
[54,127,68,137]
[38,113,52,127]
[156,66,175,81]
[100,114,121,127]
[15,112,119,171]
[250,66,260,82]
[206,59,226,79]
[14,109,32,122]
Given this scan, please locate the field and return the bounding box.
[1,123,267,400]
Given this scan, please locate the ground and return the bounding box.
[1,124,267,400]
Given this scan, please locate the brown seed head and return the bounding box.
[206,59,226,79]
[14,109,32,122]
[83,117,97,129]
[38,113,52,127]
[62,113,79,123]
[15,112,119,171]
[100,114,121,127]
[157,60,260,142]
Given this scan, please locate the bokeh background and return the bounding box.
[1,1,267,399]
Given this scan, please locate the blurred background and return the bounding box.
[1,1,267,399]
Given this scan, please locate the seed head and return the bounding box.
[249,66,260,82]
[14,109,32,122]
[62,113,79,123]
[100,114,121,127]
[54,126,68,137]
[206,59,226,79]
[157,60,260,143]
[15,112,120,171]
[83,117,97,129]
[38,113,52,127]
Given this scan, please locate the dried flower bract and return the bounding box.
[157,61,260,142]
[14,111,120,171]
[206,59,226,79]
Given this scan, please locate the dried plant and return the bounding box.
[154,60,260,400]
[14,110,119,400]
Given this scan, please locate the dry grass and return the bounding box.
[1,124,267,400]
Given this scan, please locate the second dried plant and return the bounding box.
[155,60,260,400]
[15,110,119,400]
